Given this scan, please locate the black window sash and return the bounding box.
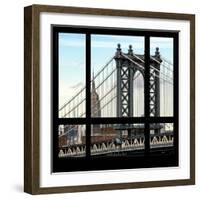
[52,26,178,172]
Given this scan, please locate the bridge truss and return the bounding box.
[58,44,174,157]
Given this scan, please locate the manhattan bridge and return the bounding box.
[58,44,174,158]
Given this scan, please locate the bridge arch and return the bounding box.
[133,70,144,117]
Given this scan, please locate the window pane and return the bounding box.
[58,124,86,158]
[150,37,174,117]
[150,123,174,149]
[58,33,86,118]
[90,124,144,156]
[91,35,144,117]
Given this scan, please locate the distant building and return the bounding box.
[91,78,101,118]
[91,78,102,136]
[59,79,119,146]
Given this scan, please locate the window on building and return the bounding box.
[52,26,178,172]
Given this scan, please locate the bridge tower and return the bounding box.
[150,47,162,118]
[114,44,162,135]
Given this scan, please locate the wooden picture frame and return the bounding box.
[24,4,195,194]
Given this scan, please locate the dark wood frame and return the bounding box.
[24,4,195,194]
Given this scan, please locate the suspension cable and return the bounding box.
[122,53,173,85]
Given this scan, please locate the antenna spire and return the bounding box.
[92,69,95,91]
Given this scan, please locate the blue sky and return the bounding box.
[59,33,173,116]
[91,35,144,74]
[59,33,86,107]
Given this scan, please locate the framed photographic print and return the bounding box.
[24,4,195,194]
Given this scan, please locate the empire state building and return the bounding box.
[91,78,101,117]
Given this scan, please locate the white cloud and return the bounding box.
[70,82,84,89]
[59,80,85,108]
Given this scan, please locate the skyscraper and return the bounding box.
[91,78,101,117]
[91,77,101,135]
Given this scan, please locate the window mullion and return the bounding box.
[144,36,150,155]
[173,34,179,161]
[86,33,91,158]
